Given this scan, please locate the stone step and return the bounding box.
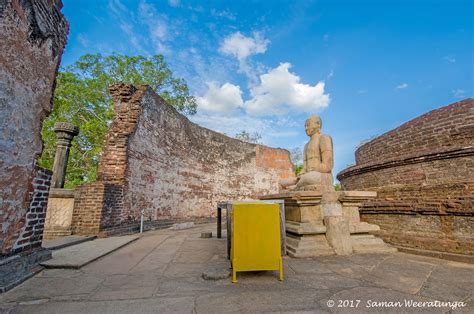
[43,227,73,240]
[352,245,397,254]
[287,246,334,258]
[286,222,326,235]
[286,234,334,257]
[351,236,384,247]
[41,235,138,269]
[42,235,96,250]
[350,222,380,234]
[350,234,397,254]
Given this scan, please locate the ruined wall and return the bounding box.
[6,167,52,253]
[72,83,294,233]
[337,99,474,255]
[0,0,68,256]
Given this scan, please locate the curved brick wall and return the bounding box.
[72,83,294,235]
[354,99,473,166]
[337,99,474,255]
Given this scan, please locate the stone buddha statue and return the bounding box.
[280,115,334,192]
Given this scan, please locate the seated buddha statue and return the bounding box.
[280,115,334,192]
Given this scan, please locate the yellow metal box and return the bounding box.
[231,202,283,283]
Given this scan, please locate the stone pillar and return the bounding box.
[322,191,353,255]
[51,122,79,188]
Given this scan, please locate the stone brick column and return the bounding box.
[51,122,79,188]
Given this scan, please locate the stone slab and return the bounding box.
[286,234,334,258]
[42,236,96,250]
[351,234,397,254]
[40,236,138,269]
[286,221,326,235]
[350,222,380,234]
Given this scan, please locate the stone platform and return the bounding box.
[1,224,472,313]
[261,190,396,257]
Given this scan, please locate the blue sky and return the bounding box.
[61,0,472,177]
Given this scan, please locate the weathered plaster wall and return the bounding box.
[125,87,294,220]
[0,0,68,255]
[337,99,474,255]
[73,83,294,234]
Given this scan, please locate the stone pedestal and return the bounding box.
[260,190,396,257]
[261,191,334,257]
[43,188,76,240]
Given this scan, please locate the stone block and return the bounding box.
[349,222,380,234]
[351,234,397,254]
[324,216,353,255]
[286,234,334,258]
[285,221,326,235]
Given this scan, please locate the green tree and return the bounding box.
[39,53,197,188]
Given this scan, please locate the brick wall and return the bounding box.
[2,167,52,255]
[71,184,125,236]
[72,83,294,234]
[337,99,474,255]
[0,0,68,256]
[353,99,473,166]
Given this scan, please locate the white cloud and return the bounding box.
[357,89,368,94]
[109,0,146,53]
[244,63,330,115]
[219,32,269,60]
[139,0,169,53]
[395,83,408,90]
[452,89,466,98]
[219,32,269,82]
[190,113,298,145]
[196,82,244,113]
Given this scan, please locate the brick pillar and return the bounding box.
[51,122,79,188]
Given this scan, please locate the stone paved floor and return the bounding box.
[0,224,472,313]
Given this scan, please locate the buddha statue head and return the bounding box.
[305,115,322,137]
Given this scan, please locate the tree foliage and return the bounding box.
[39,54,197,188]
